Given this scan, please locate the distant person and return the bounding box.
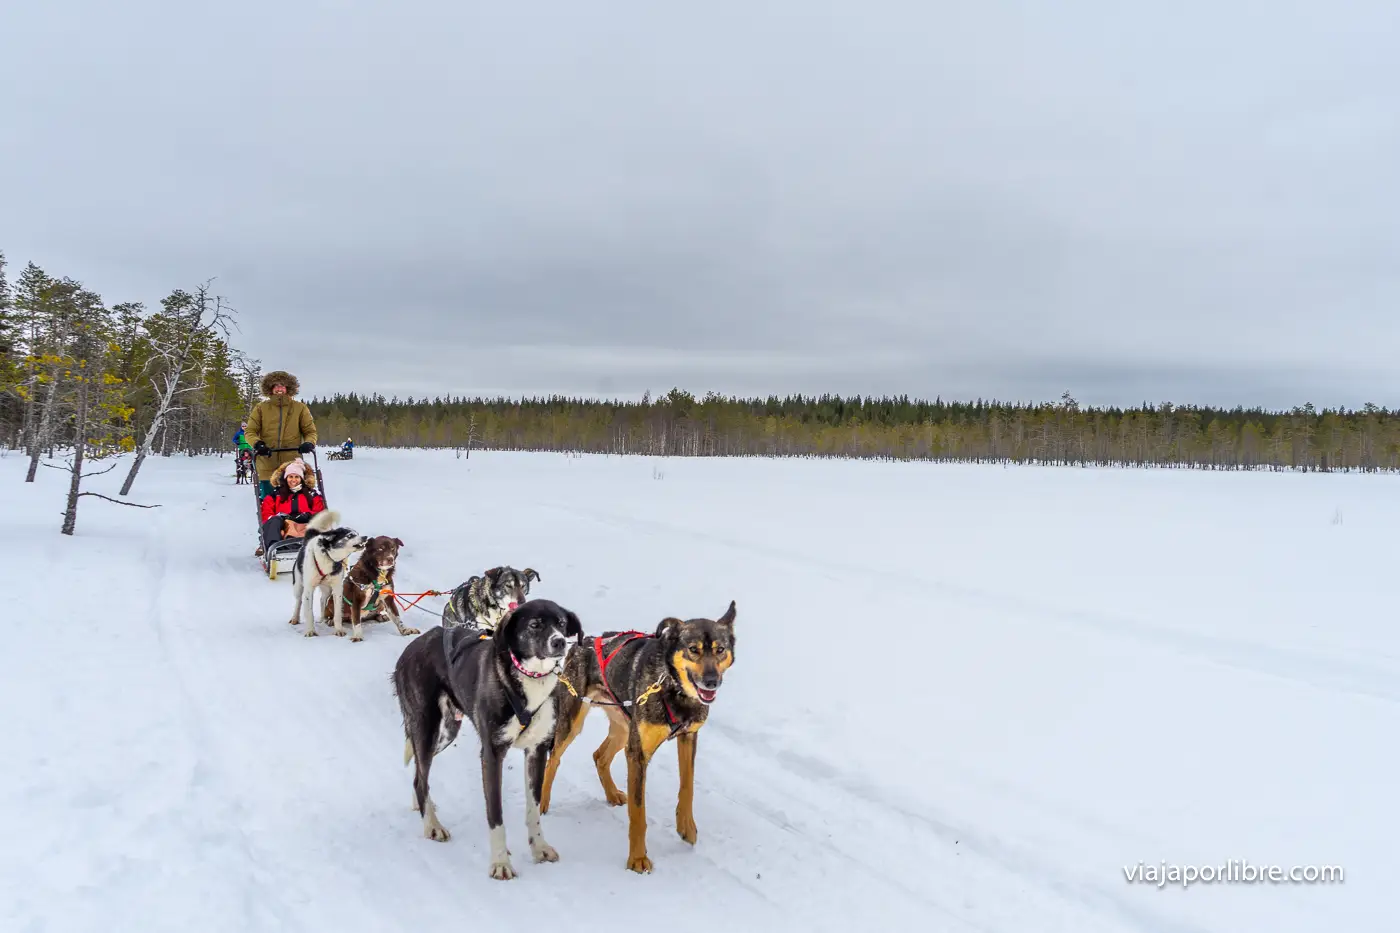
[342,437,354,455]
[244,370,318,497]
[233,421,254,483]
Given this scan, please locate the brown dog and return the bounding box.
[321,535,420,642]
[540,602,737,874]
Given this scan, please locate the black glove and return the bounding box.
[253,441,271,457]
[298,442,315,453]
[293,512,313,523]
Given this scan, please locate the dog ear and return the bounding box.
[718,600,736,628]
[654,617,683,642]
[523,568,540,583]
[564,609,583,645]
[394,538,404,548]
[493,605,524,662]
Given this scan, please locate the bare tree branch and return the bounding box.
[40,455,120,478]
[78,491,161,508]
[119,279,238,496]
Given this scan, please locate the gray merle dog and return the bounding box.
[392,598,584,880]
[440,566,541,632]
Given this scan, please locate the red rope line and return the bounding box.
[383,589,444,613]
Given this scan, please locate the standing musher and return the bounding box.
[232,421,253,480]
[243,370,318,498]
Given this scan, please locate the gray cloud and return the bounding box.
[3,0,1398,411]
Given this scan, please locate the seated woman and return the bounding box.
[254,459,326,556]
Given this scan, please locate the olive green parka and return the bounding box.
[243,370,318,482]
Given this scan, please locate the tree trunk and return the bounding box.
[25,376,61,482]
[21,373,38,457]
[62,377,89,535]
[119,374,182,495]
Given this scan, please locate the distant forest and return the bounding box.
[307,388,1400,472]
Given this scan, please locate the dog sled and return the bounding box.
[253,446,329,581]
[327,447,353,461]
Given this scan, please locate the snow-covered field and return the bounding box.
[1,446,1390,933]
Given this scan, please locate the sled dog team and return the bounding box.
[284,509,739,880]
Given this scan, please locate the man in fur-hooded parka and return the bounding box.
[244,370,319,489]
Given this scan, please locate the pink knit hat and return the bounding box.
[283,460,307,481]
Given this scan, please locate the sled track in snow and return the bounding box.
[534,497,1400,706]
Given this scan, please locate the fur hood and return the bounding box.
[260,370,300,397]
[269,459,318,490]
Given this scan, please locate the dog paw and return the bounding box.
[676,812,697,845]
[334,629,347,637]
[401,626,420,636]
[488,858,517,880]
[303,628,318,638]
[351,633,363,642]
[424,823,451,842]
[604,788,627,807]
[530,840,559,863]
[626,854,654,874]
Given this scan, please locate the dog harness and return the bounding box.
[440,625,556,731]
[571,632,682,737]
[366,568,390,609]
[310,547,344,579]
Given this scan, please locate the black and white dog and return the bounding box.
[288,510,369,637]
[392,598,583,880]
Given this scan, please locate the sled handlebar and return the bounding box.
[251,446,326,497]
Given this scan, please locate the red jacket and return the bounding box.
[260,487,326,523]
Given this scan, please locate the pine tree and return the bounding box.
[52,286,153,534]
[0,249,18,439]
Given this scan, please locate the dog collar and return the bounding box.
[510,652,557,679]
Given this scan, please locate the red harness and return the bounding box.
[593,632,679,733]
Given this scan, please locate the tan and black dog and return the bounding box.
[322,534,420,642]
[540,601,737,874]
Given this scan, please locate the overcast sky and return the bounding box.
[3,1,1398,410]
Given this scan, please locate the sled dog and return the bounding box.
[322,534,419,642]
[288,510,368,637]
[440,566,541,632]
[392,599,584,880]
[540,601,738,874]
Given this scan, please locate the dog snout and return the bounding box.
[700,668,722,690]
[547,633,567,654]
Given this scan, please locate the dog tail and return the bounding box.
[307,510,340,533]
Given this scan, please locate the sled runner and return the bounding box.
[253,446,329,581]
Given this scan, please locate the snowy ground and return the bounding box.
[1,446,1390,933]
